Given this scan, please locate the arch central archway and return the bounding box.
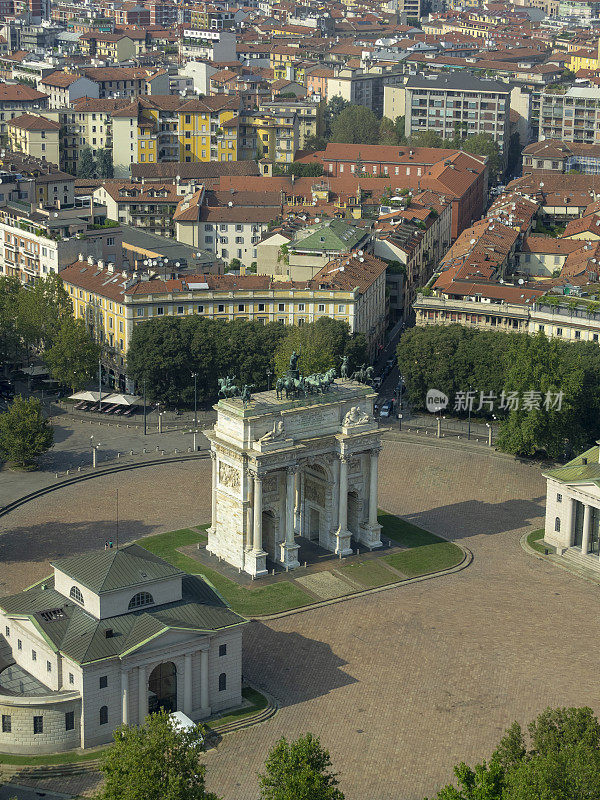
[148,661,177,714]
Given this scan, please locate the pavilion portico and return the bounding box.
[543,441,600,568]
[206,380,383,577]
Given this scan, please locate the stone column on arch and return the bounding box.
[209,450,217,534]
[121,668,130,725]
[363,448,383,549]
[335,455,352,556]
[183,653,193,715]
[246,470,267,577]
[200,647,210,715]
[280,465,300,569]
[582,503,592,555]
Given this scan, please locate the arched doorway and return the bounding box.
[148,662,177,713]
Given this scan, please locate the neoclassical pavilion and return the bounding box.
[206,380,383,577]
[0,545,246,753]
[543,441,600,564]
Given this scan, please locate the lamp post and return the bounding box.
[467,384,472,441]
[98,359,102,413]
[398,413,402,431]
[191,372,198,427]
[143,377,147,436]
[266,369,272,392]
[189,428,199,451]
[158,411,165,435]
[90,435,101,468]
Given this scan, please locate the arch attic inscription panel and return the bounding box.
[205,380,383,577]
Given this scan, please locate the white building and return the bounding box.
[0,544,246,753]
[180,30,236,62]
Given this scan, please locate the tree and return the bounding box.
[458,133,502,183]
[258,733,344,800]
[77,146,96,179]
[408,130,447,149]
[0,276,23,366]
[45,317,100,391]
[330,106,380,146]
[274,317,366,377]
[426,707,600,800]
[0,395,53,469]
[290,162,324,177]
[96,148,114,179]
[379,117,398,145]
[395,115,406,144]
[228,258,242,272]
[17,273,73,355]
[93,709,220,800]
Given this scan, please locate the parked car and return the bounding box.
[372,376,383,391]
[386,358,395,369]
[379,399,394,418]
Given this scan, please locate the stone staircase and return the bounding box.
[561,547,600,582]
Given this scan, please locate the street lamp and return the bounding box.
[467,384,472,441]
[398,413,402,431]
[189,428,199,451]
[90,435,102,468]
[158,410,165,435]
[98,359,102,413]
[191,372,198,427]
[143,377,147,436]
[266,368,272,392]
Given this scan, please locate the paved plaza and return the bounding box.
[2,437,600,799]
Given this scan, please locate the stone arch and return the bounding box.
[148,661,177,714]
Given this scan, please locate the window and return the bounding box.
[338,304,345,313]
[157,306,164,316]
[258,303,265,311]
[238,303,244,311]
[218,672,227,691]
[136,308,144,317]
[47,661,52,672]
[318,304,325,312]
[298,303,305,311]
[219,644,227,657]
[4,626,8,637]
[17,639,21,651]
[33,716,43,734]
[555,517,561,532]
[557,493,562,503]
[70,586,84,605]
[99,675,108,689]
[65,711,75,731]
[575,330,581,339]
[69,672,74,685]
[128,591,154,610]
[177,305,184,314]
[218,304,225,312]
[32,650,36,662]
[2,714,10,733]
[278,303,285,311]
[99,706,108,725]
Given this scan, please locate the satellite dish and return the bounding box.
[518,278,524,285]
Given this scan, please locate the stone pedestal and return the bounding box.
[279,540,300,569]
[245,548,268,577]
[335,529,353,556]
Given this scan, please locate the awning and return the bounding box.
[102,393,142,406]
[22,366,50,377]
[69,391,102,402]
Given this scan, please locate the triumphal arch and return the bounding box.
[205,372,383,578]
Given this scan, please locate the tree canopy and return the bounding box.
[127,317,288,406]
[273,317,367,378]
[426,707,600,800]
[94,709,219,800]
[45,317,101,391]
[0,395,53,469]
[258,733,345,800]
[397,325,600,458]
[330,105,380,145]
[76,146,96,179]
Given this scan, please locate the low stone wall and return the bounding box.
[0,692,81,754]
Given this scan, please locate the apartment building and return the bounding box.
[93,181,182,238]
[39,71,98,109]
[238,109,298,164]
[8,113,60,165]
[326,68,404,116]
[522,140,600,174]
[59,252,387,386]
[173,188,278,268]
[79,67,169,99]
[179,29,236,62]
[0,83,49,139]
[0,202,122,286]
[259,100,317,149]
[112,95,240,177]
[538,87,600,148]
[405,73,511,154]
[78,33,138,61]
[45,97,131,175]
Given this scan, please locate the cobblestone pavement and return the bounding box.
[3,440,599,800]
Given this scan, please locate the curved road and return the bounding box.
[1,441,598,800]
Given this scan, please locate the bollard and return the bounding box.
[117,453,121,459]
[339,551,342,559]
[161,450,165,456]
[78,466,81,472]
[304,561,307,568]
[188,448,191,453]
[285,565,289,572]
[238,568,241,574]
[66,469,70,475]
[143,448,146,454]
[272,569,275,576]
[55,473,58,478]
[130,450,133,456]
[197,543,200,550]
[174,449,178,454]
[156,446,159,452]
[251,575,255,581]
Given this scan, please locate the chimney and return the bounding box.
[87,255,94,265]
[107,262,115,274]
[98,259,105,269]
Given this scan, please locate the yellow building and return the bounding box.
[58,251,387,386]
[238,110,298,164]
[569,43,600,72]
[8,113,61,165]
[111,95,240,177]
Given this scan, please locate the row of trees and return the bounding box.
[91,705,600,800]
[304,98,503,181]
[397,325,600,459]
[127,316,367,407]
[77,146,114,179]
[0,275,100,391]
